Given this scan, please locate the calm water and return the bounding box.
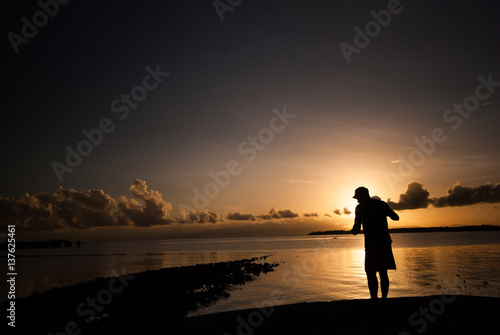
[1,231,499,315]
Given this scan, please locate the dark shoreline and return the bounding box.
[3,255,499,334]
[2,257,279,334]
[309,224,500,235]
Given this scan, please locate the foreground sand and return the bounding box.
[4,257,499,334]
[171,295,500,335]
[41,296,500,334]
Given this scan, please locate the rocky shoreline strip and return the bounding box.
[2,256,279,334]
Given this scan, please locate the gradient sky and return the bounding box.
[2,1,500,240]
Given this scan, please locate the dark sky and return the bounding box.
[2,1,500,237]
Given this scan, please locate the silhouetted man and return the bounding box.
[351,186,399,301]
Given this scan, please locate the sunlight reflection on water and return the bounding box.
[196,235,500,315]
[2,232,499,314]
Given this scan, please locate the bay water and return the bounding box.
[1,231,499,315]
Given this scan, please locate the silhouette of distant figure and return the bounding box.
[351,187,399,301]
[76,240,81,248]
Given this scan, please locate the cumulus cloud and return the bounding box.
[387,182,431,210]
[226,212,256,221]
[270,208,298,219]
[385,181,500,211]
[430,182,500,208]
[258,208,299,220]
[5,179,499,233]
[118,180,175,227]
[221,208,300,220]
[0,180,177,231]
[0,188,128,231]
[179,210,220,224]
[333,207,352,216]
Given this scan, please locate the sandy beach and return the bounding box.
[174,295,500,335]
[3,257,499,334]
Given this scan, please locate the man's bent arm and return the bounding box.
[386,203,399,221]
[351,218,362,235]
[351,206,362,234]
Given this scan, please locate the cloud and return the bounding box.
[0,180,178,231]
[258,208,299,220]
[271,208,299,219]
[387,182,431,210]
[0,188,128,231]
[385,181,500,211]
[333,207,352,216]
[118,180,175,227]
[0,194,58,231]
[179,210,220,224]
[430,182,500,208]
[5,179,499,233]
[226,212,256,221]
[1,181,311,232]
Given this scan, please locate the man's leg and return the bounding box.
[379,269,389,299]
[366,270,378,300]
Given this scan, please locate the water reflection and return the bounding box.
[390,243,500,299]
[398,247,437,287]
[204,242,500,314]
[202,245,370,315]
[3,234,500,312]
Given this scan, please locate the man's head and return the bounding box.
[353,186,370,202]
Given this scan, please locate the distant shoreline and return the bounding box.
[308,224,500,235]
